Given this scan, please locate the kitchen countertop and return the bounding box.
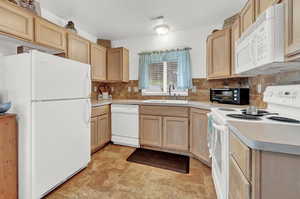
[228,121,300,155]
[91,99,247,110]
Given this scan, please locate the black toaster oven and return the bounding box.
[210,88,250,105]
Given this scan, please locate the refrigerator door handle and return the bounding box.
[85,71,91,98]
[85,100,91,126]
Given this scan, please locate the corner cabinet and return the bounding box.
[285,0,300,61]
[107,47,129,82]
[34,17,67,51]
[0,1,34,41]
[255,0,278,16]
[207,28,231,79]
[91,44,107,81]
[67,33,90,64]
[91,105,111,154]
[240,0,256,33]
[190,108,210,165]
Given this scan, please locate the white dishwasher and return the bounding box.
[111,104,140,147]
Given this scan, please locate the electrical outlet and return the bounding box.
[257,84,262,94]
[128,87,132,92]
[93,86,98,92]
[134,87,139,93]
[111,87,114,92]
[192,86,197,93]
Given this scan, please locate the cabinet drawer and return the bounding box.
[0,1,34,41]
[229,156,251,199]
[230,133,251,181]
[140,106,189,117]
[92,105,109,117]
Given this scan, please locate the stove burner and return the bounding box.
[227,114,262,120]
[267,116,300,124]
[218,108,236,112]
[241,109,270,116]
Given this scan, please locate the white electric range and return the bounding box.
[209,84,300,199]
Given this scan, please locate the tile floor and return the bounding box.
[45,144,217,199]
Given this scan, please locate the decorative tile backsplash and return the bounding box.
[92,70,300,108]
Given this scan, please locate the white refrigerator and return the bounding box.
[2,50,91,199]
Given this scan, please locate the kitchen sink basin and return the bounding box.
[143,100,189,104]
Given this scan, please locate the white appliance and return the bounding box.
[208,111,229,199]
[2,50,91,199]
[235,3,300,75]
[111,104,139,147]
[209,84,300,199]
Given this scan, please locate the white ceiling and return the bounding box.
[40,0,247,40]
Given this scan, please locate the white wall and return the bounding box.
[112,24,222,80]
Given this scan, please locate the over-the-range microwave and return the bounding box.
[235,3,299,76]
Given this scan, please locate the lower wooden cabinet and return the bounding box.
[163,117,189,151]
[190,108,210,164]
[140,115,162,148]
[91,106,111,153]
[140,106,189,153]
[0,114,18,199]
[229,156,251,199]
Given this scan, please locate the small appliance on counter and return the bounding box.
[210,88,249,105]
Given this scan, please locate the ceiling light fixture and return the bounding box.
[152,16,170,35]
[154,24,170,35]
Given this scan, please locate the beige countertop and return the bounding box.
[91,99,247,110]
[228,121,300,155]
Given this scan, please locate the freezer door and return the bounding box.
[31,51,91,101]
[31,99,91,198]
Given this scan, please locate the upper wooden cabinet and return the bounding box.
[190,108,210,165]
[240,0,256,33]
[67,33,90,64]
[0,1,33,41]
[107,47,129,82]
[285,0,300,61]
[91,43,107,81]
[231,16,241,76]
[34,17,67,51]
[255,0,278,16]
[207,28,231,79]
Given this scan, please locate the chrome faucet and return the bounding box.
[168,84,175,98]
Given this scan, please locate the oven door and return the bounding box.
[211,119,229,199]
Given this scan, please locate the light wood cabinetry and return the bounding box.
[34,17,67,51]
[67,33,90,64]
[230,133,251,180]
[255,0,278,16]
[207,28,231,79]
[91,105,111,154]
[107,47,129,82]
[229,130,300,199]
[231,16,241,76]
[0,1,33,41]
[229,156,251,199]
[140,106,189,153]
[91,43,107,81]
[0,114,18,199]
[240,0,256,33]
[285,0,300,61]
[163,117,189,151]
[140,115,162,147]
[190,108,210,165]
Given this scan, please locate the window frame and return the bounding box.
[142,61,188,96]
